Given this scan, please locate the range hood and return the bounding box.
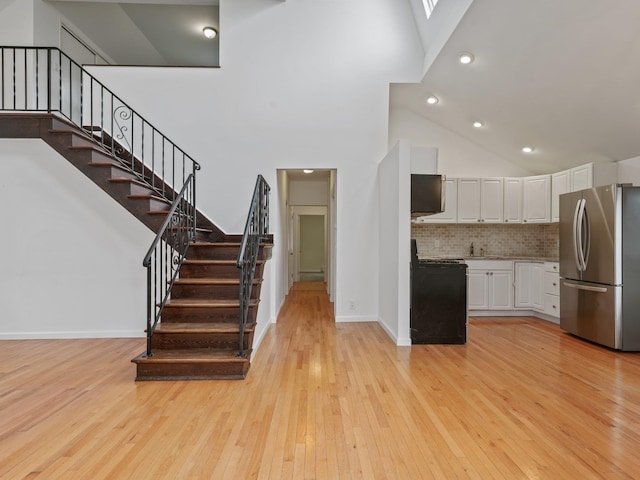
[411,174,445,217]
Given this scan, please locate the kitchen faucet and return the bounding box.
[470,242,474,257]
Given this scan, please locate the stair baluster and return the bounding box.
[236,175,270,358]
[142,174,196,357]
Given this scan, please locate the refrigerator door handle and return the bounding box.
[573,199,582,271]
[563,281,608,293]
[582,205,590,270]
[576,198,588,271]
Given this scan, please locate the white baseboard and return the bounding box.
[0,330,145,340]
[251,322,272,353]
[377,318,412,346]
[335,315,376,323]
[470,310,559,324]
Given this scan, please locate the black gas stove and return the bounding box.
[410,240,468,344]
[418,258,466,265]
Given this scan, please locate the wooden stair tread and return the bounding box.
[164,298,259,308]
[190,242,241,247]
[190,241,272,247]
[107,177,150,186]
[173,278,260,285]
[49,128,85,134]
[127,193,170,202]
[132,349,251,363]
[155,322,254,334]
[67,145,107,152]
[182,259,264,265]
[88,161,125,167]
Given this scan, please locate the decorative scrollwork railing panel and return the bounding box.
[0,46,199,207]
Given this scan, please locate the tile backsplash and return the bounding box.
[411,223,559,259]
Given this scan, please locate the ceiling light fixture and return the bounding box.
[303,169,314,174]
[459,52,474,64]
[426,95,439,105]
[522,146,535,153]
[473,121,483,128]
[202,26,217,39]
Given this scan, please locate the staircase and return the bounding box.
[131,242,271,380]
[0,46,271,381]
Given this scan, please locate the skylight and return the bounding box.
[422,0,440,19]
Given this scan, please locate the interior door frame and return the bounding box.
[290,206,327,285]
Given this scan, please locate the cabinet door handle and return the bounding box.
[553,282,557,286]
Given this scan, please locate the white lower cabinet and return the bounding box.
[513,261,559,319]
[543,262,560,318]
[467,261,514,310]
[514,262,544,310]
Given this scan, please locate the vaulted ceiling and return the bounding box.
[47,0,219,66]
[47,1,640,175]
[392,0,640,174]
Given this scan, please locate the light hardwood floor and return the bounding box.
[2,282,640,479]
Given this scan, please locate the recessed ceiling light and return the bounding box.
[303,169,314,174]
[202,26,217,39]
[459,52,474,64]
[426,95,439,105]
[522,146,535,153]
[473,121,483,128]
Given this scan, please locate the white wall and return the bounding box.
[83,0,424,329]
[390,108,532,177]
[410,146,438,174]
[0,139,153,338]
[406,0,474,75]
[617,156,640,185]
[275,170,288,316]
[289,179,328,206]
[0,0,35,45]
[377,140,414,345]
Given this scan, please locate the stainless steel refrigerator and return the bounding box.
[559,184,640,350]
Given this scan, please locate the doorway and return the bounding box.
[292,207,327,283]
[278,169,336,306]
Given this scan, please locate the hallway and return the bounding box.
[2,283,640,478]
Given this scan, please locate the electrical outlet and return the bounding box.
[435,239,440,248]
[349,300,356,310]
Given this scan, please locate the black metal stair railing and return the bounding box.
[236,175,270,358]
[0,46,199,208]
[142,174,196,357]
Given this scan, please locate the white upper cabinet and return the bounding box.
[550,162,618,222]
[503,178,523,223]
[413,164,616,225]
[571,162,617,191]
[457,178,482,222]
[457,178,503,223]
[421,178,458,223]
[551,170,571,223]
[570,164,593,192]
[481,178,504,223]
[522,175,551,223]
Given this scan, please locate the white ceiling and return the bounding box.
[392,0,640,174]
[48,1,219,66]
